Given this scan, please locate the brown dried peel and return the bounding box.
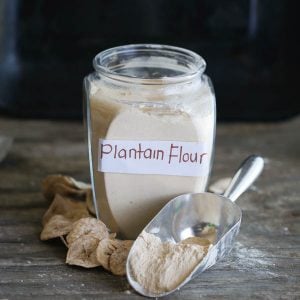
[42,174,91,202]
[66,235,100,268]
[96,238,123,270]
[42,194,89,226]
[40,194,89,240]
[66,217,109,244]
[109,240,133,276]
[40,175,134,275]
[40,214,74,241]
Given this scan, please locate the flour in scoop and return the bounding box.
[128,231,211,294]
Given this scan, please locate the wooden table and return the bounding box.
[0,117,299,299]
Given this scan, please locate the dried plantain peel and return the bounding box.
[40,175,134,275]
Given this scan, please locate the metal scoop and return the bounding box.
[126,155,264,298]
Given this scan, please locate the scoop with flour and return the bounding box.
[127,155,264,297]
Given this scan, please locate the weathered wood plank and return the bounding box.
[0,262,298,298]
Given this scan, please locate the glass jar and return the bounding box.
[84,44,216,239]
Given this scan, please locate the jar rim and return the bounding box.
[93,44,206,85]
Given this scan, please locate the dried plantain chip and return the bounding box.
[40,174,134,274]
[95,238,123,270]
[109,240,133,276]
[66,235,100,268]
[42,194,89,226]
[66,217,109,245]
[40,214,73,240]
[42,175,91,201]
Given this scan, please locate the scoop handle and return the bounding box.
[223,155,264,202]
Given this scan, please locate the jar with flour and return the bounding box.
[84,44,216,239]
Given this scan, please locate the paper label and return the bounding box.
[98,139,210,177]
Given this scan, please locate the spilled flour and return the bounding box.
[128,231,212,294]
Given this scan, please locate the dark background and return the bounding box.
[0,0,299,121]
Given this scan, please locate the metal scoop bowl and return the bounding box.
[126,155,264,297]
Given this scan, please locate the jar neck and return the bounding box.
[93,44,206,86]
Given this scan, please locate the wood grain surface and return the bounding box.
[0,117,299,299]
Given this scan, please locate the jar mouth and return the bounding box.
[93,44,206,85]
